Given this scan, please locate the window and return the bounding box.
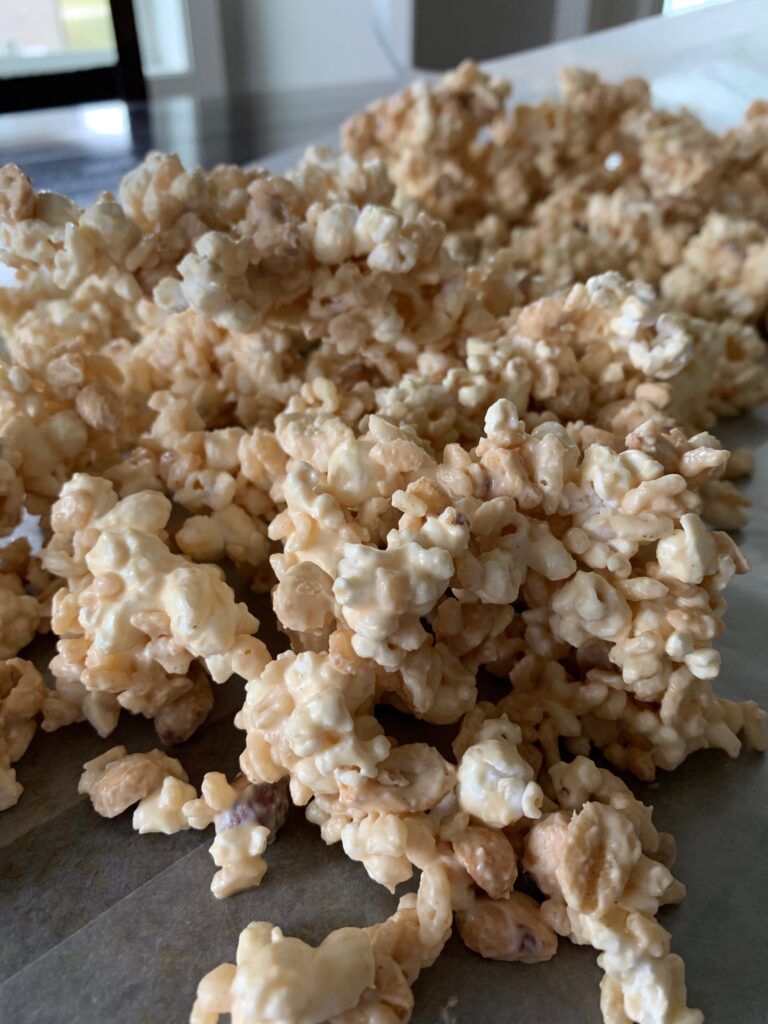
[0,0,224,108]
[132,0,191,78]
[0,0,194,86]
[0,0,117,78]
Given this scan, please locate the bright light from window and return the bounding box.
[81,102,127,136]
[0,0,115,76]
[0,0,193,82]
[664,0,734,13]
[59,0,115,52]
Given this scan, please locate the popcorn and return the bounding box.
[342,58,768,407]
[0,569,43,659]
[661,213,768,326]
[0,164,35,223]
[191,921,375,1024]
[523,759,700,1024]
[208,820,271,898]
[43,475,268,738]
[120,151,263,238]
[274,379,369,475]
[265,397,759,790]
[237,650,389,805]
[123,313,305,430]
[333,509,469,669]
[131,766,292,898]
[0,440,25,538]
[132,775,198,834]
[337,743,456,815]
[135,772,293,897]
[338,808,436,891]
[455,715,543,827]
[288,146,393,208]
[0,363,123,521]
[509,274,768,434]
[137,391,277,580]
[549,570,632,646]
[271,560,336,651]
[81,524,259,672]
[313,788,474,906]
[79,745,187,818]
[655,513,718,584]
[328,891,450,1023]
[370,268,768,495]
[149,177,471,385]
[342,60,511,226]
[1,59,767,1024]
[181,770,243,830]
[0,658,45,810]
[269,461,366,579]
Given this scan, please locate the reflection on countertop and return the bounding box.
[0,79,398,202]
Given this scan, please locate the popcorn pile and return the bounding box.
[1,62,766,1024]
[344,63,768,331]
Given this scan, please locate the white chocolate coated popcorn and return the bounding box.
[79,745,188,818]
[209,822,270,899]
[0,658,45,810]
[2,61,768,1024]
[42,476,268,738]
[334,509,468,669]
[524,762,699,1024]
[132,775,197,834]
[237,651,389,805]
[191,922,375,1024]
[456,715,543,827]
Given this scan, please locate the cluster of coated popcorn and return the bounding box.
[0,657,45,809]
[344,64,768,331]
[1,61,767,1024]
[80,750,291,898]
[524,761,698,1024]
[42,474,269,740]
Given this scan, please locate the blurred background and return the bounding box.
[0,0,741,202]
[0,0,731,104]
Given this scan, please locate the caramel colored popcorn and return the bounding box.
[345,63,768,337]
[191,920,376,1024]
[0,658,45,810]
[133,772,292,897]
[42,474,269,738]
[0,362,126,522]
[661,213,768,326]
[237,649,389,805]
[1,56,766,1024]
[525,757,699,1024]
[343,60,510,228]
[78,745,188,818]
[0,569,43,660]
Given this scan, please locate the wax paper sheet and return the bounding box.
[2,417,767,1024]
[3,6,768,1020]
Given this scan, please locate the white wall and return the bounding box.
[221,0,395,94]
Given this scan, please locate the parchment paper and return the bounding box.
[3,7,768,1020]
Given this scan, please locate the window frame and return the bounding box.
[0,0,145,114]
